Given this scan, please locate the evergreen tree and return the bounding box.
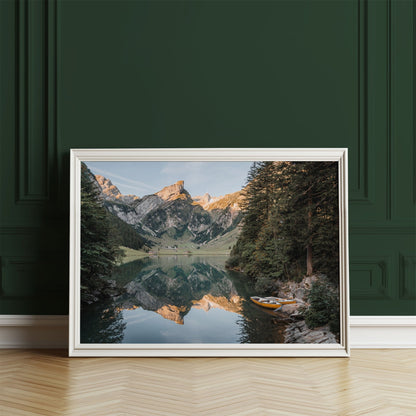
[106,212,148,251]
[228,161,339,283]
[228,162,276,273]
[81,163,123,304]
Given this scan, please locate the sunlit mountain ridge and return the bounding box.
[86,166,244,248]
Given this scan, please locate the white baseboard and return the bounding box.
[0,315,415,349]
[349,316,416,348]
[0,315,69,348]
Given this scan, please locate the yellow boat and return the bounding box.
[250,296,282,310]
[266,296,297,305]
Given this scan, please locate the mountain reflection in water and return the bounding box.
[81,256,287,344]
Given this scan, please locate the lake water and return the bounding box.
[81,255,288,344]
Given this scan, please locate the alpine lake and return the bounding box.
[81,255,289,344]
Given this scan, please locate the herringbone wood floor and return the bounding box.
[0,350,415,415]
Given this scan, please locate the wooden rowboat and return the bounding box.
[250,296,282,310]
[263,296,297,305]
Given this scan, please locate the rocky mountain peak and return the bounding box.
[94,174,140,204]
[95,175,121,198]
[193,193,211,206]
[192,193,217,209]
[193,190,243,211]
[155,180,190,202]
[207,190,243,211]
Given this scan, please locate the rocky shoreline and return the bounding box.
[284,320,337,343]
[271,275,338,344]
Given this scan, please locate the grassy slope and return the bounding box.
[118,246,149,264]
[152,226,240,255]
[118,227,240,264]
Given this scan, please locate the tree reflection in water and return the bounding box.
[237,302,287,343]
[225,270,287,344]
[81,299,126,343]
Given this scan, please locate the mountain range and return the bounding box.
[85,165,244,250]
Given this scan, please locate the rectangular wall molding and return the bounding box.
[16,0,57,203]
[0,315,414,349]
[0,256,39,297]
[399,254,416,300]
[350,0,370,203]
[350,256,391,301]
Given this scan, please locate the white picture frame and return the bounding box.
[69,148,349,357]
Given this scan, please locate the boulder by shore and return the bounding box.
[285,321,337,344]
[270,274,339,344]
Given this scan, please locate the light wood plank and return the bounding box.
[0,350,415,415]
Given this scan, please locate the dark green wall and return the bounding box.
[0,0,414,315]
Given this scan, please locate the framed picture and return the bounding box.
[69,148,349,357]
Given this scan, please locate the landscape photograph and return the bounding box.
[80,160,340,344]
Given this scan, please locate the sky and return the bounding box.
[85,161,254,197]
